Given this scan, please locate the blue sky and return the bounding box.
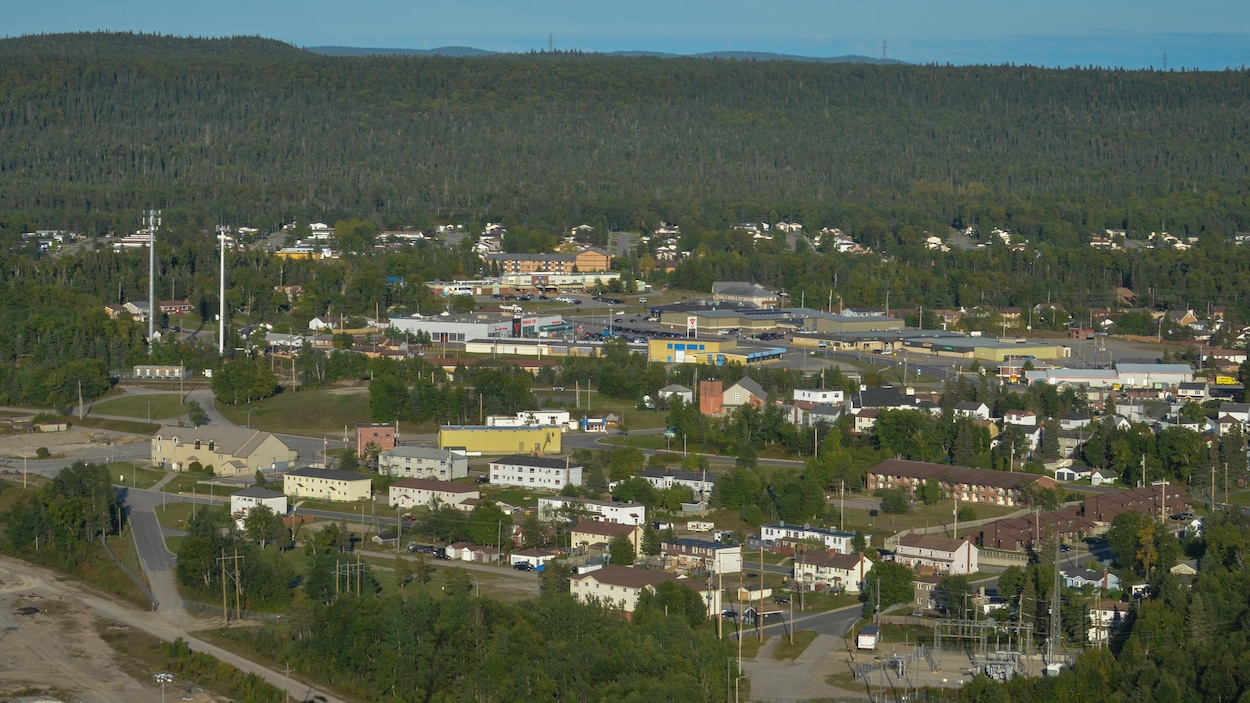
[7,0,1250,69]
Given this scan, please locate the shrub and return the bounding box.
[34,447,50,459]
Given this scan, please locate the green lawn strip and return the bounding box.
[108,462,167,490]
[68,416,160,434]
[736,633,771,659]
[773,630,820,660]
[109,524,152,591]
[90,393,187,420]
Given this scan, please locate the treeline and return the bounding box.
[2,462,124,567]
[1,33,1249,240]
[237,578,733,702]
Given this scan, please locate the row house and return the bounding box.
[660,539,742,574]
[867,459,1057,507]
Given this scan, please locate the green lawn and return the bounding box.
[108,463,167,490]
[218,388,376,436]
[737,633,771,659]
[155,502,197,530]
[91,393,187,421]
[840,499,1024,546]
[774,630,820,660]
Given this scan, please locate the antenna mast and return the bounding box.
[881,39,887,61]
[548,33,554,52]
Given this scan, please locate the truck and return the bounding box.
[687,521,714,532]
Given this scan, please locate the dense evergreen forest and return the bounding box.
[1,33,1248,240]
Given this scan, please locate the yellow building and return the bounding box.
[647,338,736,364]
[647,337,786,366]
[283,467,373,502]
[151,426,298,477]
[438,425,562,455]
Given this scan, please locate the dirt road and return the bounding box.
[0,556,344,703]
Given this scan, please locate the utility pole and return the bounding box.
[147,210,160,353]
[218,226,227,356]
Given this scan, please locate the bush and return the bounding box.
[957,506,977,522]
[34,447,50,459]
[878,488,910,514]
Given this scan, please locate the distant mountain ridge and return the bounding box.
[0,31,307,58]
[309,45,907,64]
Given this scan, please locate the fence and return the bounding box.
[101,532,159,611]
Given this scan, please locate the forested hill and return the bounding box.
[0,32,1248,238]
[0,32,308,59]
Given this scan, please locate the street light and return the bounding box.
[153,673,174,703]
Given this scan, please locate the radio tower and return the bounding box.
[881,39,888,61]
[548,33,554,52]
[146,210,161,353]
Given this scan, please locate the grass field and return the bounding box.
[91,393,187,421]
[108,524,151,592]
[774,630,820,660]
[219,387,377,435]
[108,462,167,490]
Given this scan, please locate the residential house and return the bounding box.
[1003,410,1038,427]
[656,384,694,405]
[794,552,873,594]
[954,401,991,420]
[569,565,719,617]
[761,523,858,553]
[158,300,193,315]
[867,459,1057,507]
[1061,568,1121,591]
[538,496,647,526]
[283,467,372,502]
[229,487,287,526]
[660,538,743,574]
[489,455,584,489]
[388,478,480,511]
[894,534,979,576]
[378,446,469,480]
[633,468,718,503]
[509,548,559,569]
[150,426,297,477]
[913,574,942,610]
[570,519,641,556]
[308,316,336,332]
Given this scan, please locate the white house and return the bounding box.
[489,455,583,490]
[660,538,743,574]
[378,446,469,480]
[1055,466,1091,482]
[761,523,858,553]
[308,316,336,332]
[656,384,694,406]
[794,388,845,405]
[229,487,287,527]
[793,552,874,594]
[1003,410,1038,427]
[388,478,480,511]
[537,495,646,526]
[569,565,720,616]
[283,467,373,502]
[954,401,991,421]
[509,547,559,568]
[1090,469,1117,486]
[1088,606,1127,643]
[1061,568,1121,591]
[894,534,979,576]
[632,469,717,501]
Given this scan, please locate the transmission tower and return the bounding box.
[146,209,161,353]
[548,33,554,52]
[1046,535,1062,663]
[881,39,888,61]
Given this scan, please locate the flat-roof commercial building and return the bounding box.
[388,312,568,343]
[490,454,583,489]
[438,425,562,455]
[792,329,1072,361]
[646,337,785,366]
[378,446,469,480]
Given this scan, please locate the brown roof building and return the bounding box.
[867,459,1056,507]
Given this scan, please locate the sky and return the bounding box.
[6,0,1250,69]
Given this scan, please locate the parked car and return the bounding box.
[773,596,790,604]
[513,562,535,571]
[721,610,738,619]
